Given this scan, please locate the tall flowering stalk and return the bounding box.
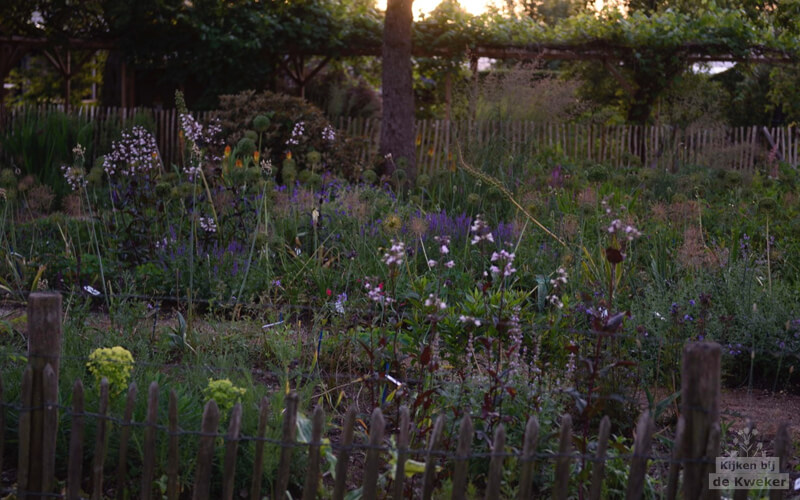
[64,144,112,320]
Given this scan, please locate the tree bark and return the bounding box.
[379,0,416,182]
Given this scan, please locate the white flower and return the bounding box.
[490,250,516,277]
[322,125,336,142]
[608,219,642,241]
[434,235,451,255]
[427,259,437,267]
[549,267,568,287]
[287,121,305,146]
[470,214,494,245]
[61,164,87,191]
[458,315,482,327]
[102,126,161,177]
[424,293,447,310]
[199,217,217,233]
[444,260,455,269]
[364,279,393,305]
[382,239,405,267]
[548,295,564,309]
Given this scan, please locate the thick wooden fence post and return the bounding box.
[681,342,721,500]
[19,292,62,500]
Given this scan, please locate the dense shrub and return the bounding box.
[214,90,366,182]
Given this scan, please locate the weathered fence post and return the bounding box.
[681,342,721,500]
[18,292,62,500]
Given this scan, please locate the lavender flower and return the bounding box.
[607,219,642,241]
[334,292,347,315]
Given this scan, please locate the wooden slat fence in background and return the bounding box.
[2,105,797,175]
[0,293,795,499]
[1,105,211,167]
[337,118,798,175]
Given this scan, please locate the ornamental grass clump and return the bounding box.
[86,346,134,396]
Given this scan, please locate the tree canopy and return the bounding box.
[2,0,799,116]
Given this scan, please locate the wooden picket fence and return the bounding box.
[1,105,213,167]
[0,293,796,499]
[3,104,798,175]
[337,117,800,174]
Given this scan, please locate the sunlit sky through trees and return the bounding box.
[375,0,614,19]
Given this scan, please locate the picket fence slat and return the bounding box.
[41,364,58,495]
[553,414,572,500]
[91,378,110,500]
[451,414,473,500]
[517,416,539,500]
[301,406,324,500]
[665,416,685,500]
[705,423,722,500]
[392,406,410,500]
[485,424,505,500]
[275,392,299,498]
[362,407,385,500]
[142,382,159,500]
[17,365,33,496]
[116,383,138,500]
[249,396,270,500]
[67,380,85,500]
[770,423,791,500]
[193,400,220,500]
[588,416,610,500]
[223,403,244,500]
[167,390,181,500]
[422,415,445,500]
[0,373,4,482]
[625,411,654,500]
[333,406,357,500]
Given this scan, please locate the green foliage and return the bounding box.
[86,346,135,396]
[203,378,246,417]
[214,90,363,181]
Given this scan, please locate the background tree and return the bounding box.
[379,0,416,181]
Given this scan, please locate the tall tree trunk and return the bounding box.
[379,0,416,183]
